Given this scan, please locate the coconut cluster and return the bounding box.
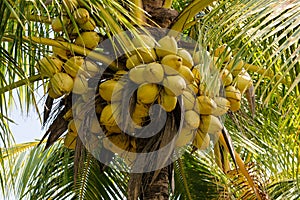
[35,0,101,98]
[37,4,254,165]
[34,0,103,149]
[214,45,253,112]
[97,34,235,157]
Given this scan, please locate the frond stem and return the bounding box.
[0,75,43,95]
[132,0,146,25]
[163,0,173,8]
[219,133,262,200]
[177,158,193,200]
[23,36,118,70]
[9,14,52,24]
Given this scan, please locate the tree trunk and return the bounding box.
[141,167,170,200]
[127,1,179,200]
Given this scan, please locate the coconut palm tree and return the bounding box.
[1,0,300,199]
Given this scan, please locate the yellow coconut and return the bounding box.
[50,72,74,95]
[73,8,90,24]
[163,75,186,96]
[74,31,100,50]
[64,133,77,149]
[161,55,182,75]
[184,110,200,129]
[158,90,177,112]
[36,56,63,77]
[177,48,194,69]
[82,60,99,77]
[137,83,159,104]
[79,18,96,31]
[51,16,70,32]
[175,125,196,147]
[90,117,102,133]
[100,104,121,126]
[155,36,178,58]
[225,85,242,101]
[73,75,88,94]
[193,130,210,150]
[126,54,142,70]
[143,62,164,83]
[128,64,147,84]
[194,96,217,115]
[220,69,233,86]
[178,65,194,84]
[236,69,253,94]
[99,79,123,102]
[229,99,241,112]
[199,115,223,134]
[191,67,201,85]
[212,97,230,116]
[182,90,196,111]
[137,48,157,63]
[64,56,85,77]
[132,34,156,49]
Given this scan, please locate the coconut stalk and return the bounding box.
[9,14,52,24]
[132,0,146,25]
[0,75,43,95]
[162,0,173,8]
[244,63,287,84]
[23,36,119,70]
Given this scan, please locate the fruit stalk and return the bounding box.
[244,63,286,84]
[24,36,117,69]
[163,0,173,8]
[132,0,146,25]
[0,75,43,95]
[9,14,52,24]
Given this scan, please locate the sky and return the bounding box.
[6,89,45,145]
[9,107,43,144]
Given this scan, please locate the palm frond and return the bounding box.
[173,151,229,200]
[227,162,270,199]
[267,178,300,200]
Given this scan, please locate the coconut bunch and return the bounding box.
[76,35,235,157]
[35,0,102,99]
[36,54,100,99]
[211,44,254,112]
[42,30,254,166]
[35,0,105,150]
[100,34,231,153]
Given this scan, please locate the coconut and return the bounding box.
[79,18,96,31]
[64,56,85,77]
[73,75,88,94]
[36,56,63,77]
[74,31,100,50]
[73,8,90,24]
[50,72,74,96]
[51,16,70,32]
[177,48,194,68]
[155,36,178,58]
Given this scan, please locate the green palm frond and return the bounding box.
[194,0,299,104]
[173,151,229,200]
[267,178,300,200]
[227,163,269,199]
[1,141,128,200]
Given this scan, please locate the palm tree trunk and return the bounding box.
[143,0,178,28]
[127,1,178,199]
[141,167,170,200]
